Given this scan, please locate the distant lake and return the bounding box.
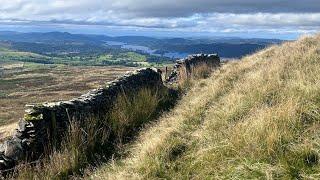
[105,41,188,59]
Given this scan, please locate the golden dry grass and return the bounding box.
[176,62,215,90]
[90,34,320,179]
[14,116,109,179]
[0,123,18,141]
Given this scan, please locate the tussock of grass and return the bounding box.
[110,88,170,144]
[91,34,320,179]
[14,115,110,179]
[192,63,212,79]
[178,62,215,90]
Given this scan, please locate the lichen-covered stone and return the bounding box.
[24,113,43,121]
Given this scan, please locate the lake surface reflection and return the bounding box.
[106,41,188,59]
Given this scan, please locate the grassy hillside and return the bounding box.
[91,34,320,179]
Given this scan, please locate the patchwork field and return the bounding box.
[0,62,134,137]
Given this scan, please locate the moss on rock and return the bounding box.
[24,113,43,121]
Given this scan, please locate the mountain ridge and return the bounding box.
[0,31,283,58]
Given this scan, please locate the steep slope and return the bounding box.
[92,34,320,179]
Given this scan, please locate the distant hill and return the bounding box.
[0,31,104,44]
[0,31,283,58]
[148,43,267,58]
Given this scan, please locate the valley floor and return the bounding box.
[0,63,134,138]
[90,34,320,179]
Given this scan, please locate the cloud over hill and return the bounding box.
[0,0,319,37]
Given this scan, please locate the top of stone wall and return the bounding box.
[176,53,219,64]
[23,67,162,121]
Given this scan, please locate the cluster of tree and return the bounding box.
[0,55,54,64]
[11,42,114,57]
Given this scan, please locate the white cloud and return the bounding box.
[0,0,319,36]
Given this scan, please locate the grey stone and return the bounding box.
[18,119,30,132]
[0,144,5,154]
[3,139,23,161]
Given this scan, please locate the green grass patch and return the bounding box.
[118,52,147,62]
[0,91,8,98]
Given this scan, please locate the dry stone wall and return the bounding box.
[166,53,220,82]
[0,68,163,172]
[0,54,220,173]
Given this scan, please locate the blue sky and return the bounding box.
[0,0,319,39]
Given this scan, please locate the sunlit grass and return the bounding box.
[92,34,320,179]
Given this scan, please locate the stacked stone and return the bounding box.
[0,68,4,77]
[0,68,163,172]
[0,118,37,171]
[166,53,220,83]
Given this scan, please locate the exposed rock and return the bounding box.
[3,138,23,161]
